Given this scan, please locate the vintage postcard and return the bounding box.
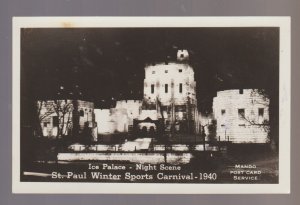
[12,17,290,194]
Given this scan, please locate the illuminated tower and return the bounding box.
[143,50,199,134]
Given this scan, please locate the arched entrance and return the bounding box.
[133,117,161,138]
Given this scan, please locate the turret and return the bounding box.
[177,49,189,61]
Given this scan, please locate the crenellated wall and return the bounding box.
[95,100,142,134]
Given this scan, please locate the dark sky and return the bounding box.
[21,27,279,112]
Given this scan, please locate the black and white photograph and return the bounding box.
[12,17,290,194]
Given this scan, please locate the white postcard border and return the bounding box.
[12,17,291,194]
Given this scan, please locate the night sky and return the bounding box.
[21,27,279,113]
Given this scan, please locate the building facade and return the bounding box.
[213,89,270,143]
[38,99,97,140]
[95,100,142,135]
[36,50,271,144]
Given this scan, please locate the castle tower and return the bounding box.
[142,49,199,134]
[177,49,189,61]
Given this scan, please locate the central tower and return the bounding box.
[142,50,199,134]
